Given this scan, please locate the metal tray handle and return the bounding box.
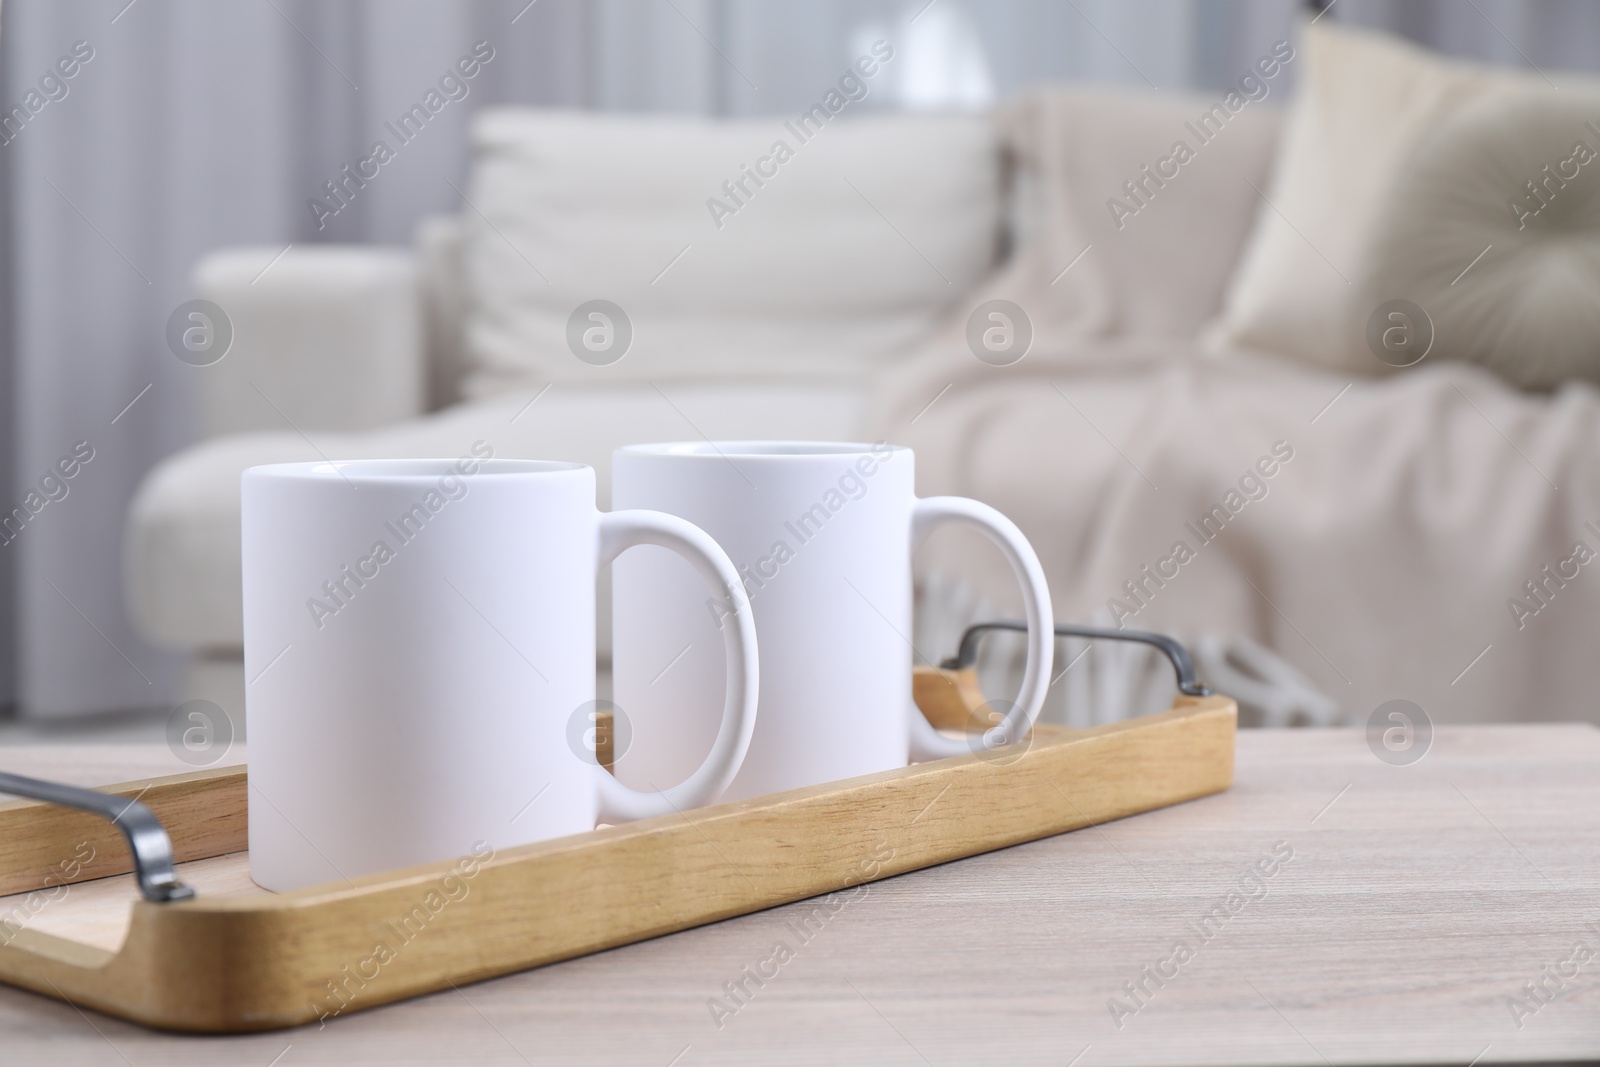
[941,621,1211,698]
[0,771,194,903]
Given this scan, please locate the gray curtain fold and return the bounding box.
[0,0,1595,717]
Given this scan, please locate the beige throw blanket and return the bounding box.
[866,92,1600,726]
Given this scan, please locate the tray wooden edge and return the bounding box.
[0,763,248,898]
[0,695,1236,1032]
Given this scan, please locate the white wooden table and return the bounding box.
[1,726,1596,1066]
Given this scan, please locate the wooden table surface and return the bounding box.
[1,726,1597,1066]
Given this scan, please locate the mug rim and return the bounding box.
[246,458,590,480]
[617,440,907,459]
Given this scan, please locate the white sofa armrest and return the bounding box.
[415,215,469,410]
[193,246,423,437]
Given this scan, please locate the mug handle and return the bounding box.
[592,510,760,822]
[907,497,1053,760]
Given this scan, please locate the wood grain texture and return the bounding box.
[0,724,1597,1065]
[0,764,246,897]
[0,698,1234,1033]
[0,853,263,953]
[912,665,1003,731]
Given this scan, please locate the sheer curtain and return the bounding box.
[1,0,1595,717]
[0,0,610,716]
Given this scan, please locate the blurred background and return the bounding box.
[4,0,1600,740]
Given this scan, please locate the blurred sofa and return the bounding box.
[127,19,1600,730]
[127,105,1005,722]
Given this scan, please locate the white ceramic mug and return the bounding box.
[241,457,758,891]
[611,441,1052,801]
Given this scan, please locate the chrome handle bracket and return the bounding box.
[942,620,1211,698]
[0,771,194,903]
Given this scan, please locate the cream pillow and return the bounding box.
[1355,90,1600,390]
[1208,19,1529,373]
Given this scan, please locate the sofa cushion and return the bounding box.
[1003,85,1282,340]
[125,383,865,651]
[1354,90,1600,390]
[1207,19,1542,375]
[460,108,1000,395]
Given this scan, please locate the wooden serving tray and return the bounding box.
[0,668,1235,1033]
